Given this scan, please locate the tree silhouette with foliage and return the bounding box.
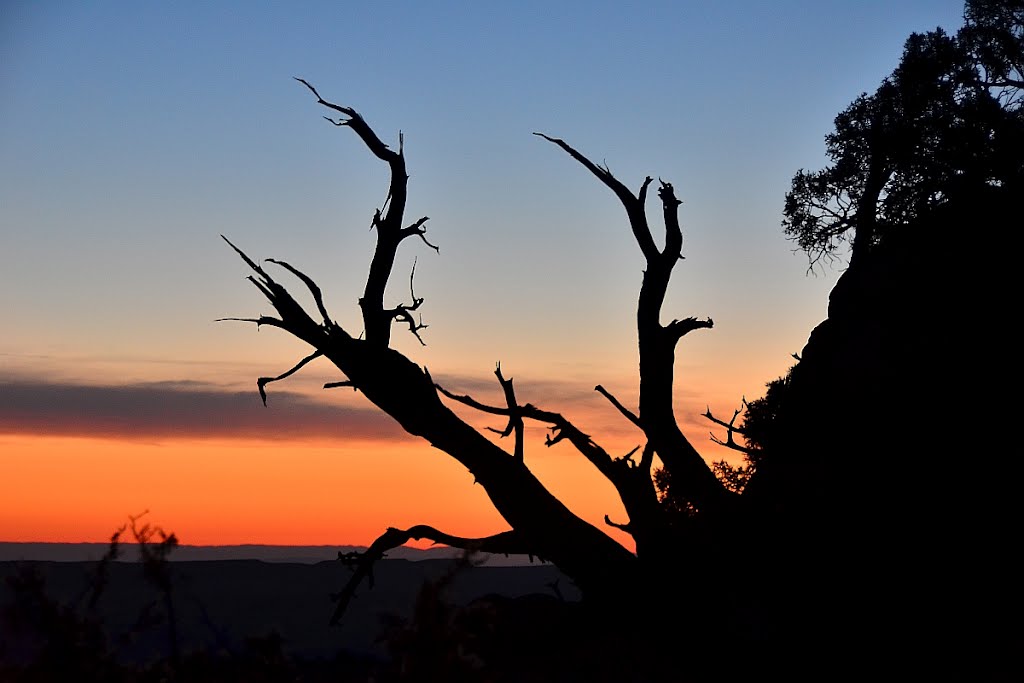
[783,0,1022,267]
[225,3,1020,679]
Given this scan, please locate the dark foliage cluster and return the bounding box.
[783,0,1024,267]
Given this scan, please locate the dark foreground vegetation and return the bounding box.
[6,2,1020,680]
[1,529,593,682]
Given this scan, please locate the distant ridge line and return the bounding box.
[0,542,547,566]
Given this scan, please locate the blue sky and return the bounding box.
[0,1,971,543]
[2,1,967,384]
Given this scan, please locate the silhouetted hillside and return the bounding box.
[744,185,1018,679]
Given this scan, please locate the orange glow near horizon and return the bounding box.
[1,433,635,551]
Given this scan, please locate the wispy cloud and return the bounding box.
[0,377,407,442]
[0,367,721,451]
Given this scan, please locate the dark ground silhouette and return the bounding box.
[1,551,585,682]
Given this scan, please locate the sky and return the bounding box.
[1,0,968,549]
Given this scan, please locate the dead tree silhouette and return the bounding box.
[221,76,744,671]
[224,7,1022,670]
[224,75,713,577]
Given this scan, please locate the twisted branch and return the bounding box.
[330,525,530,624]
[257,350,323,406]
[295,77,398,163]
[386,258,429,345]
[534,133,658,260]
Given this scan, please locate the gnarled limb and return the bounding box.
[436,377,663,555]
[666,316,715,342]
[296,78,436,347]
[295,78,399,164]
[330,525,529,624]
[386,258,428,345]
[228,236,637,594]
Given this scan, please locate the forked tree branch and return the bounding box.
[400,217,440,252]
[703,404,749,436]
[296,79,436,347]
[705,404,754,455]
[219,236,321,337]
[539,136,733,518]
[435,382,581,457]
[228,96,647,612]
[227,236,638,596]
[436,377,661,549]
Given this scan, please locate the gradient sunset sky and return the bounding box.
[1,1,967,549]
